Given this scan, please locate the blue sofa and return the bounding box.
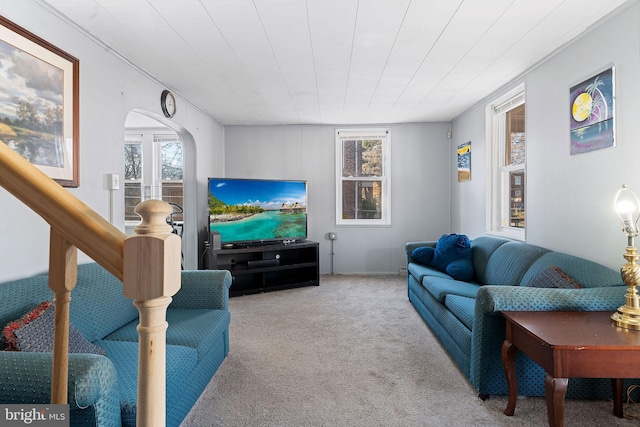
[0,262,232,427]
[406,235,633,399]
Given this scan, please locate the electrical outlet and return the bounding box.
[328,232,337,240]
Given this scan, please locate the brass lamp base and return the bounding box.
[612,246,640,330]
[611,306,640,330]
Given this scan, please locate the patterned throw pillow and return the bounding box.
[2,301,52,351]
[2,301,105,355]
[525,266,582,289]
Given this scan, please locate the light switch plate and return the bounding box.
[107,173,120,190]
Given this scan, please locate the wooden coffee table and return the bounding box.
[501,311,640,427]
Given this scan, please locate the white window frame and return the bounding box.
[486,84,525,241]
[335,129,391,226]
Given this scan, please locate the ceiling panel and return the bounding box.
[255,0,317,112]
[39,0,631,125]
[367,1,460,107]
[306,0,359,123]
[344,0,411,106]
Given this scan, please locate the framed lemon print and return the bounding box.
[569,66,614,155]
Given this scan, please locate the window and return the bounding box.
[124,135,143,221]
[124,132,183,223]
[156,134,183,222]
[335,129,390,225]
[487,86,525,239]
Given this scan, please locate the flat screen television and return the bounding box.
[208,177,307,246]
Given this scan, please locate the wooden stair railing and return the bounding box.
[0,142,181,427]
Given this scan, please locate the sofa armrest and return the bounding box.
[469,284,628,393]
[171,269,232,310]
[475,284,627,316]
[405,241,437,263]
[0,352,120,418]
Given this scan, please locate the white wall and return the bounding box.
[224,123,451,275]
[0,1,224,281]
[451,3,640,270]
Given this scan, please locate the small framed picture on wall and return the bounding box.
[569,66,615,155]
[457,141,471,182]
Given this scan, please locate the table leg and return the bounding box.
[545,374,568,427]
[502,339,518,416]
[612,378,624,418]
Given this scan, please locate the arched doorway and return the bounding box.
[124,110,199,270]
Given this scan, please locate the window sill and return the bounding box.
[336,220,391,227]
[486,228,525,242]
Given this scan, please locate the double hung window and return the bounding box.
[335,129,390,225]
[487,87,526,239]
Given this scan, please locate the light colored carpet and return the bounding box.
[180,275,640,426]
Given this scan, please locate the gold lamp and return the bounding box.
[612,184,640,329]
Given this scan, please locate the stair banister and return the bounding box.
[0,142,181,426]
[0,142,125,278]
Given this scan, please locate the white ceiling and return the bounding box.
[40,0,630,126]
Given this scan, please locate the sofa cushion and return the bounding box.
[408,263,453,283]
[422,276,481,303]
[444,295,475,330]
[431,234,473,281]
[524,266,582,289]
[9,302,105,355]
[72,263,140,342]
[94,340,197,427]
[483,241,549,286]
[469,236,511,283]
[520,252,622,289]
[104,309,230,361]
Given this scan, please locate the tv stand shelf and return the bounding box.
[208,240,319,297]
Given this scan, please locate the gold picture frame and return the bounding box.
[0,16,79,187]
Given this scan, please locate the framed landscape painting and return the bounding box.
[0,16,79,187]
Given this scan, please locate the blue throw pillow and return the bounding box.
[431,234,474,281]
[411,246,435,266]
[445,259,474,282]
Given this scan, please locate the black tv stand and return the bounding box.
[207,240,319,297]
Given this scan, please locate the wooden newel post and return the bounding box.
[123,200,182,427]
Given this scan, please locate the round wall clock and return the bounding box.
[160,90,176,118]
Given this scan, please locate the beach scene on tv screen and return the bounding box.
[209,179,307,243]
